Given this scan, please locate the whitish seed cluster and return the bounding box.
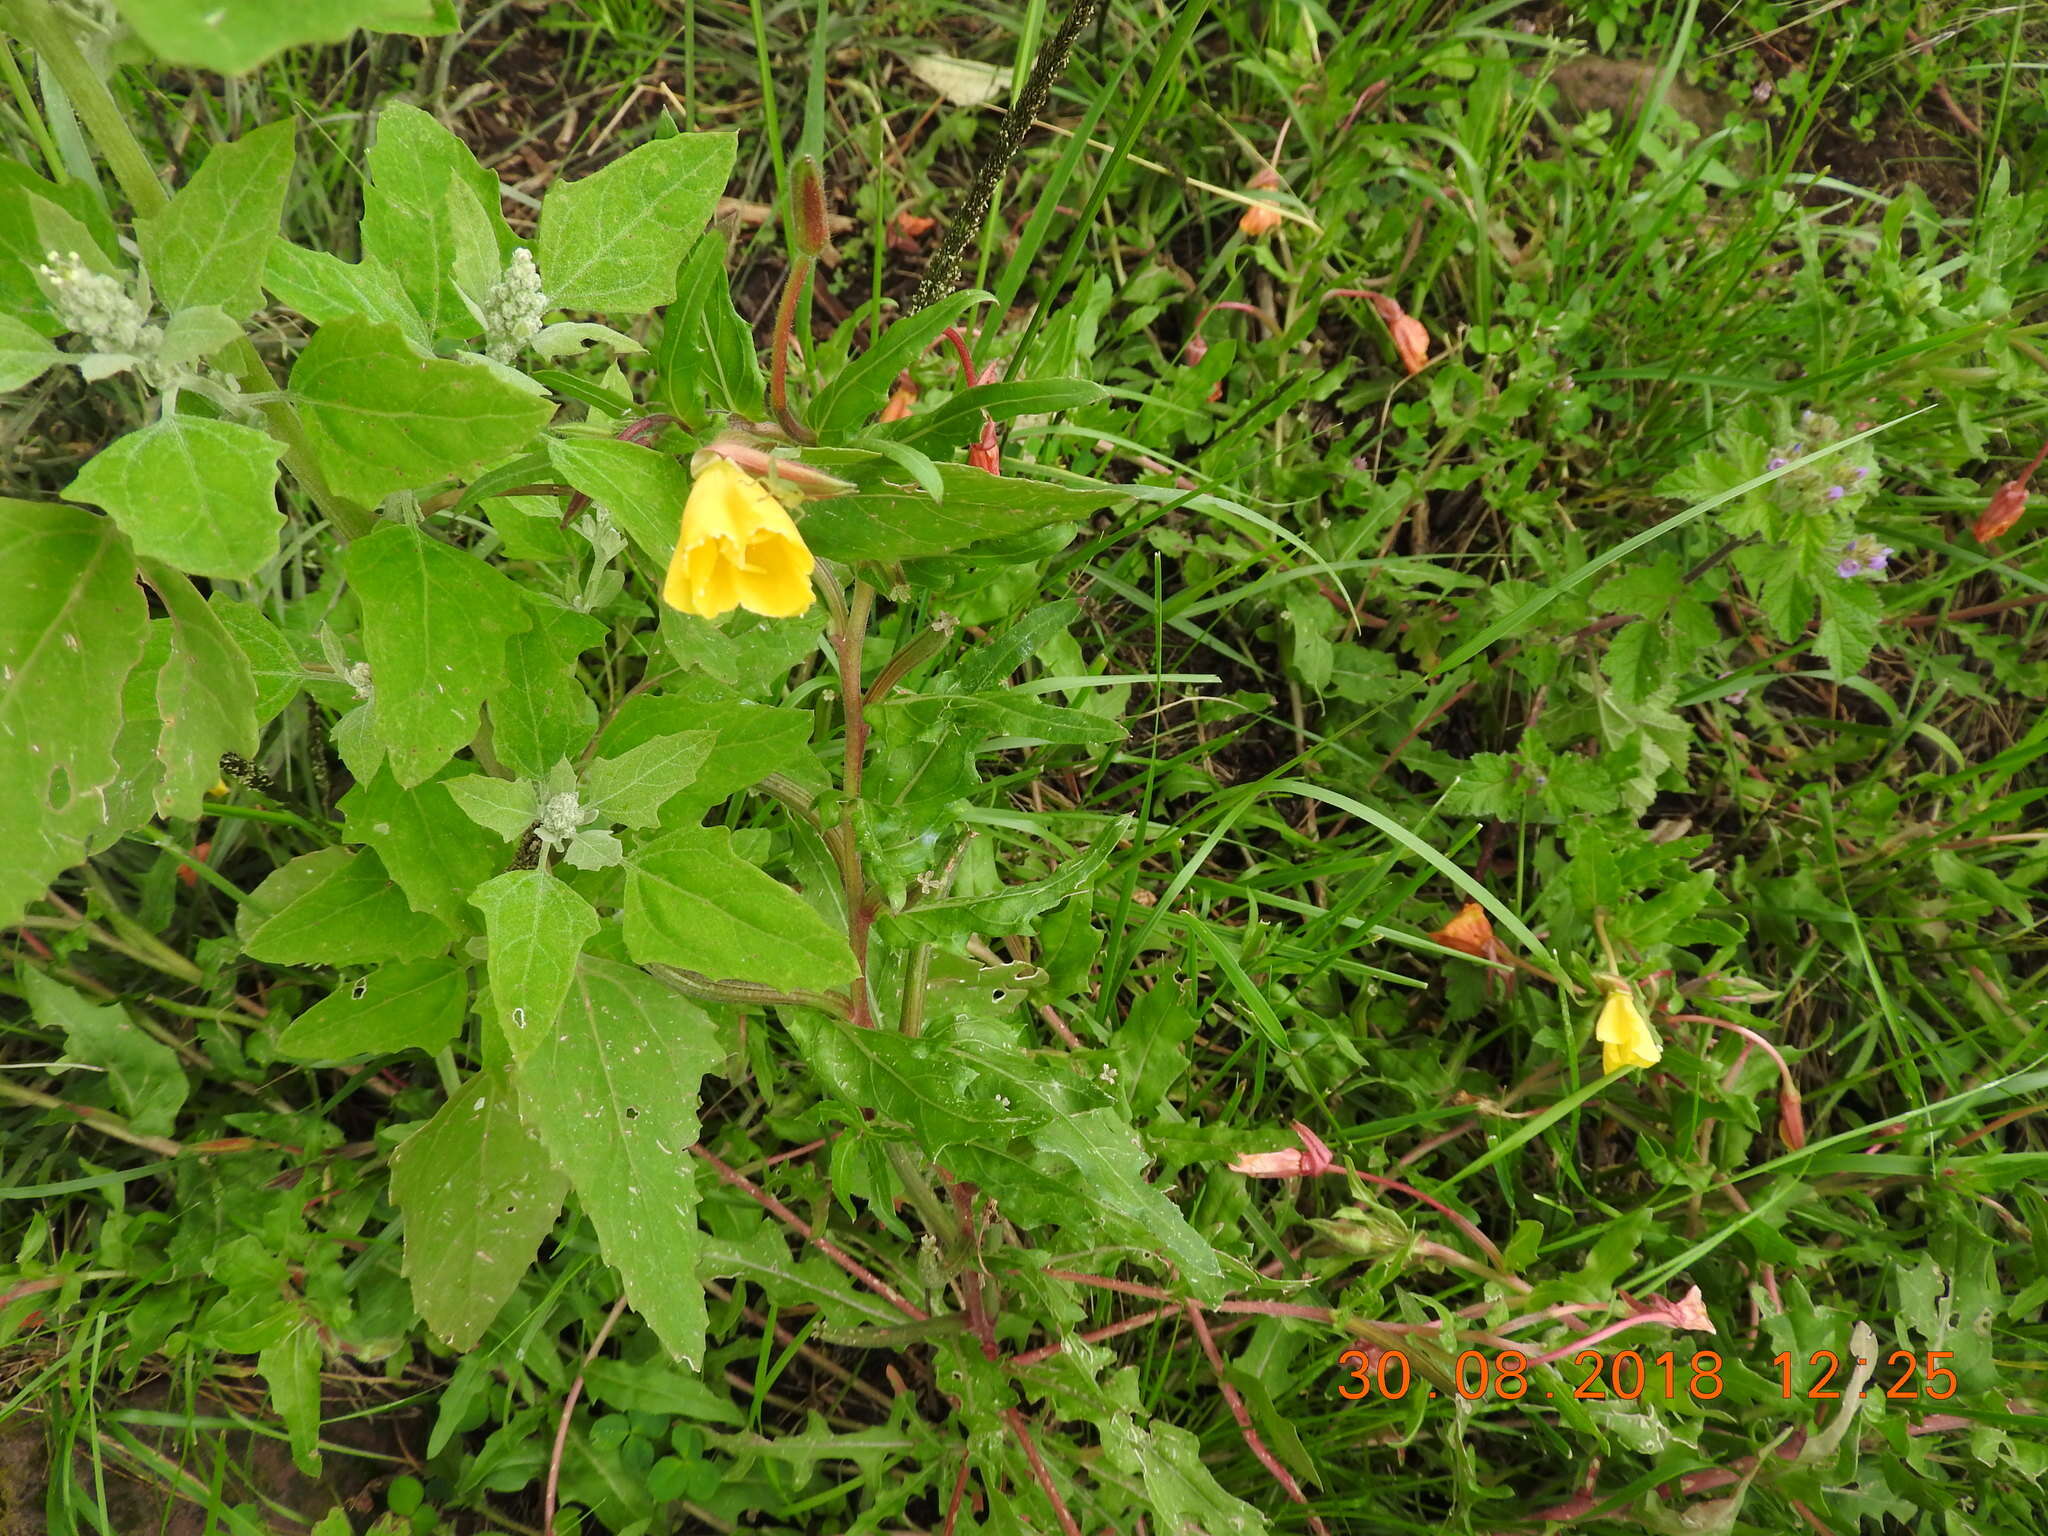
[481,248,547,363]
[536,789,597,851]
[37,250,159,356]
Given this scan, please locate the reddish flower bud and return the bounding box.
[790,155,831,259]
[1974,479,2030,543]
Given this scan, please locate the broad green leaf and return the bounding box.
[444,774,541,842]
[137,562,259,820]
[66,416,283,580]
[23,969,187,1138]
[599,688,815,815]
[0,313,61,390]
[468,870,599,1059]
[290,316,553,507]
[537,133,736,313]
[210,598,305,722]
[880,823,1122,945]
[389,1067,567,1352]
[809,290,990,437]
[0,501,148,925]
[111,0,455,73]
[491,600,603,779]
[583,731,712,828]
[797,468,1123,561]
[238,847,457,965]
[1036,1109,1224,1297]
[276,959,468,1059]
[257,1320,324,1476]
[137,119,294,318]
[343,520,531,786]
[517,954,723,1364]
[155,305,244,368]
[264,242,428,347]
[786,1014,1047,1148]
[358,102,514,337]
[655,232,764,418]
[623,829,858,990]
[544,437,686,564]
[339,767,501,928]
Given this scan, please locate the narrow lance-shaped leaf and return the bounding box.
[624,828,859,991]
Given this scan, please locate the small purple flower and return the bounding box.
[1767,456,1788,470]
[1835,534,1894,579]
[1853,465,1869,479]
[1826,484,1846,501]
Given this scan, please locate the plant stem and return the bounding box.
[768,253,815,443]
[832,581,877,1028]
[906,0,1101,314]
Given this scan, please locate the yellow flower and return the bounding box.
[1595,988,1661,1074]
[661,458,816,620]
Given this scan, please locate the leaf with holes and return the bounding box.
[516,953,723,1365]
[276,959,468,1059]
[137,561,259,820]
[0,501,149,925]
[390,1066,568,1352]
[468,870,599,1062]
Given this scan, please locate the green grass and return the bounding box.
[3,0,2048,1532]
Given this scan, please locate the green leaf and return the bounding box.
[491,601,604,779]
[468,870,599,1060]
[343,520,531,786]
[290,316,554,507]
[519,954,724,1364]
[598,687,814,816]
[880,823,1123,945]
[137,119,294,318]
[110,0,455,73]
[623,828,858,990]
[537,133,736,313]
[210,599,305,722]
[798,467,1122,561]
[787,1014,1047,1147]
[276,959,468,1059]
[137,562,259,820]
[583,732,712,828]
[389,1067,568,1352]
[339,767,502,928]
[1103,1413,1268,1536]
[444,775,540,841]
[155,305,245,368]
[1815,575,1884,679]
[66,416,284,580]
[878,378,1105,453]
[359,103,514,338]
[257,1320,325,1476]
[0,502,148,924]
[238,847,457,965]
[0,182,118,334]
[265,242,428,347]
[1036,1109,1224,1297]
[23,969,187,1138]
[655,232,763,418]
[809,290,991,437]
[544,437,686,565]
[0,313,62,390]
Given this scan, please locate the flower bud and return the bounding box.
[790,156,832,259]
[1974,479,2030,543]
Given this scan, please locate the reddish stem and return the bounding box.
[693,1142,926,1321]
[543,1296,628,1536]
[1184,1303,1324,1532]
[1004,1408,1082,1536]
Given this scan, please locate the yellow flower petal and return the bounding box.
[1594,988,1661,1074]
[662,458,817,620]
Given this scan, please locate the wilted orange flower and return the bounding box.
[1974,479,2030,543]
[1238,165,1284,237]
[894,210,936,240]
[879,374,918,422]
[662,459,816,620]
[1388,311,1430,374]
[1230,1122,1335,1178]
[1429,902,1503,961]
